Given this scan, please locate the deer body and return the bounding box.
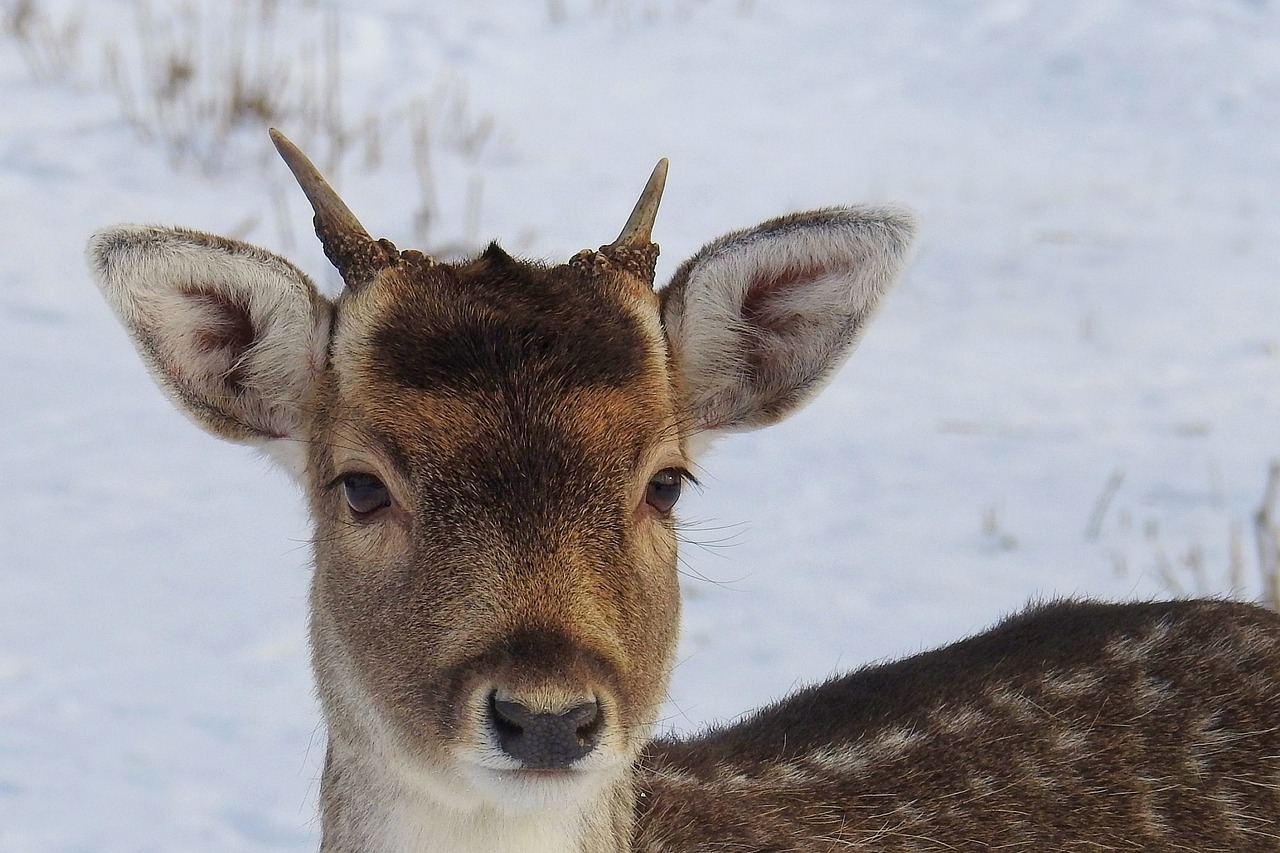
[88,132,1280,852]
[638,598,1280,851]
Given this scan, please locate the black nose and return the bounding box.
[488,693,602,769]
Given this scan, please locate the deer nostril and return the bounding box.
[567,699,602,746]
[491,695,532,737]
[488,692,603,769]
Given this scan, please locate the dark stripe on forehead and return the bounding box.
[369,247,649,394]
[409,402,635,548]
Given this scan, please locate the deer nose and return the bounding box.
[488,692,602,769]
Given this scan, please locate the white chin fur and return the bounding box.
[456,762,615,815]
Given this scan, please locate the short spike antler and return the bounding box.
[600,158,668,284]
[269,128,400,291]
[609,158,668,249]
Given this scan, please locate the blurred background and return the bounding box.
[2,0,1278,848]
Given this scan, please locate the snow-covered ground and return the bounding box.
[3,0,1279,848]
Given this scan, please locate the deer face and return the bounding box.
[307,246,685,808]
[88,131,916,816]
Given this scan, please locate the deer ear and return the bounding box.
[659,207,917,442]
[87,226,333,477]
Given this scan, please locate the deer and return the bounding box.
[87,129,1280,852]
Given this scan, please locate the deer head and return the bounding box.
[87,131,916,832]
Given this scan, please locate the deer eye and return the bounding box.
[645,468,685,516]
[341,473,391,517]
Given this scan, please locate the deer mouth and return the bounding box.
[496,768,581,781]
[456,752,620,813]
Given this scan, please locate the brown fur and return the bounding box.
[637,599,1280,851]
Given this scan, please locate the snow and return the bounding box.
[3,0,1279,848]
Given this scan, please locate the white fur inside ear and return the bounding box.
[253,436,313,481]
[661,207,917,438]
[88,225,332,477]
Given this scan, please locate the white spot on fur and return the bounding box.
[1039,669,1102,699]
[807,744,872,776]
[933,706,991,736]
[650,766,702,787]
[1052,727,1089,754]
[986,687,1040,724]
[868,725,922,758]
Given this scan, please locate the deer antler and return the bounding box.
[270,128,402,291]
[608,158,668,250]
[600,158,668,285]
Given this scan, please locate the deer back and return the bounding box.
[638,598,1280,851]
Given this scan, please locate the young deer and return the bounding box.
[89,131,1280,852]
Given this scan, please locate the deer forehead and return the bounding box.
[317,248,683,499]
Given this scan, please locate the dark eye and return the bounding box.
[341,473,391,517]
[645,468,685,516]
